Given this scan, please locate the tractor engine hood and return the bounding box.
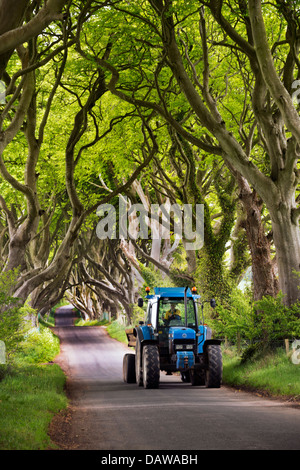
[168,327,196,369]
[169,327,196,341]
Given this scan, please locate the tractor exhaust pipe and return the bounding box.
[184,286,188,328]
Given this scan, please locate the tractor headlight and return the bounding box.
[175,344,194,350]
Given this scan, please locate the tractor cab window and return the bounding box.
[146,303,152,324]
[158,298,196,327]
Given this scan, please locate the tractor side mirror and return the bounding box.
[137,298,144,307]
[210,298,216,309]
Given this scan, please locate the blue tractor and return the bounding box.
[123,286,222,389]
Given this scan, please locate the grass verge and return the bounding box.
[106,320,128,343]
[75,318,109,327]
[222,348,300,400]
[0,326,67,450]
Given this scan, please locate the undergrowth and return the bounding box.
[0,325,67,450]
[222,347,300,399]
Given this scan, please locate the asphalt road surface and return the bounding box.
[52,305,300,451]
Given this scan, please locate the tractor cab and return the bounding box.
[144,287,200,327]
[144,288,200,373]
[125,286,222,389]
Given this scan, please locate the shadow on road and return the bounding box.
[54,305,77,327]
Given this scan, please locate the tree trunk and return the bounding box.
[270,205,300,306]
[0,0,29,78]
[236,173,279,301]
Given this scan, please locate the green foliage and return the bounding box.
[75,318,109,326]
[139,263,175,291]
[209,287,254,342]
[195,250,233,302]
[18,326,60,364]
[0,270,36,359]
[106,320,128,343]
[223,348,300,398]
[130,304,145,326]
[253,293,300,341]
[210,289,300,346]
[0,320,66,449]
[0,363,67,450]
[38,311,56,328]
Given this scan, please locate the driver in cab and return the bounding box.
[164,303,181,323]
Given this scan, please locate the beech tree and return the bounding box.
[0,0,76,310]
[89,0,300,306]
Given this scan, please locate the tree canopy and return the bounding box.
[0,0,300,323]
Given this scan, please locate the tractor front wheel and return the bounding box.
[135,341,143,386]
[205,345,222,388]
[142,344,160,389]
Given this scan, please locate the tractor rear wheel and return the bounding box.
[135,340,143,386]
[205,345,222,388]
[123,353,136,383]
[142,344,160,389]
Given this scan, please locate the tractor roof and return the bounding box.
[146,287,200,299]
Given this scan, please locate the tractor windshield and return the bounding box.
[158,298,196,327]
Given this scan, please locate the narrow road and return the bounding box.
[51,306,300,451]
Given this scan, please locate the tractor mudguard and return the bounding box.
[203,339,222,353]
[135,325,158,364]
